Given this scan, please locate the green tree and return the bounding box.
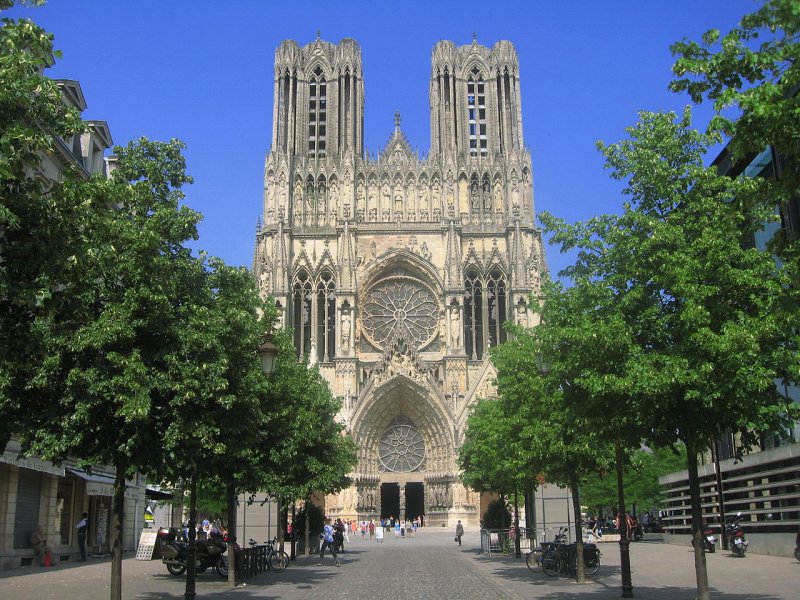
[24,137,202,600]
[670,0,800,265]
[490,318,613,583]
[459,396,530,555]
[255,332,358,502]
[0,12,85,449]
[459,397,527,498]
[580,446,687,516]
[545,109,798,600]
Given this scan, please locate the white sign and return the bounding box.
[0,451,65,477]
[87,482,130,497]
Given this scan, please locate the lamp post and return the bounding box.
[225,336,279,589]
[258,337,279,377]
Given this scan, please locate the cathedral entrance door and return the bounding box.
[405,482,424,522]
[380,483,400,521]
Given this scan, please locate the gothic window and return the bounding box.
[467,71,487,156]
[464,269,483,360]
[293,270,337,360]
[486,268,508,348]
[316,270,336,362]
[308,66,327,158]
[378,416,426,472]
[361,273,439,351]
[292,270,312,357]
[464,268,509,358]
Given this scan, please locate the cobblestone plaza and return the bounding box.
[2,528,796,599]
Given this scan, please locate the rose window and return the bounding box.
[378,417,426,472]
[361,275,439,350]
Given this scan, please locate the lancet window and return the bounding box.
[464,267,508,360]
[316,270,336,362]
[308,66,327,158]
[292,270,313,357]
[292,268,337,361]
[467,71,487,156]
[486,268,508,348]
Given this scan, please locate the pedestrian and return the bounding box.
[76,512,88,561]
[30,526,51,566]
[361,521,366,540]
[455,519,464,546]
[400,520,406,538]
[642,511,651,532]
[369,519,375,540]
[318,517,340,567]
[334,518,345,553]
[394,520,401,538]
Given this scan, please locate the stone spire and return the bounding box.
[272,220,288,296]
[338,219,357,291]
[444,219,462,289]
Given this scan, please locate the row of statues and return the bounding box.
[265,173,527,225]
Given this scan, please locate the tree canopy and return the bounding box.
[670,0,800,265]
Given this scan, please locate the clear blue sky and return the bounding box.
[6,0,757,278]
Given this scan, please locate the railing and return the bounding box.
[480,527,541,556]
[239,544,269,579]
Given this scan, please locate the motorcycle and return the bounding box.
[725,512,749,557]
[159,528,228,577]
[701,525,716,553]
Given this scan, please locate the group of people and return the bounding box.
[316,515,427,566]
[583,511,657,542]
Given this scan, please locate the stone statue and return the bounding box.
[450,306,462,348]
[341,312,352,349]
[516,303,529,328]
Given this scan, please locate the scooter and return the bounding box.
[725,512,749,557]
[160,528,228,577]
[701,525,716,553]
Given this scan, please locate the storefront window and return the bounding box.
[56,479,74,545]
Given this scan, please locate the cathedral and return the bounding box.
[254,35,546,528]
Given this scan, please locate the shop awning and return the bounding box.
[67,468,129,497]
[146,487,174,501]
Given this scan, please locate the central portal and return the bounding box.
[380,483,400,521]
[405,482,424,522]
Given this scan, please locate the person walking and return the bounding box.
[455,520,464,546]
[318,517,340,567]
[76,512,88,561]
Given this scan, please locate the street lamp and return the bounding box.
[258,337,279,376]
[227,335,279,589]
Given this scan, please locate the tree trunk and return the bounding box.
[513,491,521,558]
[686,438,710,600]
[277,496,284,553]
[305,502,311,556]
[109,463,127,600]
[184,466,198,600]
[615,439,634,597]
[290,503,297,561]
[569,471,585,583]
[226,483,237,588]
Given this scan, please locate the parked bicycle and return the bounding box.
[526,527,600,577]
[247,537,290,572]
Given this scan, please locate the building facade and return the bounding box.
[254,36,546,528]
[0,80,147,571]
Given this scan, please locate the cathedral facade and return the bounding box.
[254,36,546,528]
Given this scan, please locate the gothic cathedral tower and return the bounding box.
[255,35,546,527]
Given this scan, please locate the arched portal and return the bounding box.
[351,374,455,523]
